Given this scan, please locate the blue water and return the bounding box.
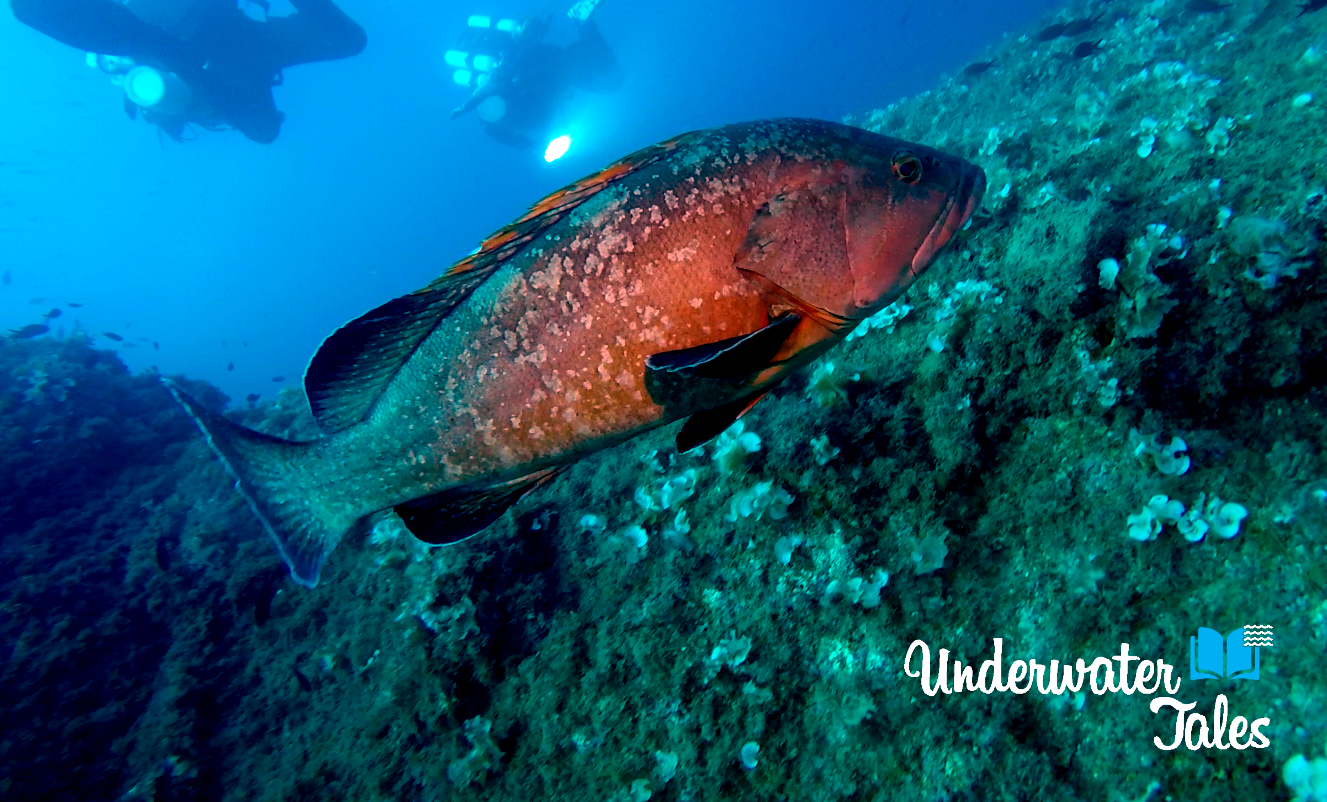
[0,0,1054,403]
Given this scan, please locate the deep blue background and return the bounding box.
[0,0,1058,402]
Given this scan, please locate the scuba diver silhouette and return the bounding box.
[445,6,621,153]
[10,0,366,143]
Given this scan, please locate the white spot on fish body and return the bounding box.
[598,230,628,258]
[667,244,698,262]
[689,298,702,309]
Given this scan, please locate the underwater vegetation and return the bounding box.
[2,0,1327,799]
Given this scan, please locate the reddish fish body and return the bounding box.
[169,119,984,586]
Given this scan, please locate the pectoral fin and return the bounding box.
[394,466,564,545]
[644,313,799,411]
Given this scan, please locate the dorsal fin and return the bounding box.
[304,131,698,434]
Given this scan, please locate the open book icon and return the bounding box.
[1190,627,1260,681]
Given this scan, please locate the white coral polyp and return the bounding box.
[1210,501,1248,539]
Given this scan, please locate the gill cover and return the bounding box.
[733,180,856,326]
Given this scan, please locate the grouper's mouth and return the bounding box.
[910,165,987,276]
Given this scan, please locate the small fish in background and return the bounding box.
[1059,40,1106,59]
[1,270,9,286]
[43,308,62,320]
[9,323,49,339]
[153,341,160,350]
[271,375,285,382]
[1036,21,1068,40]
[963,59,997,76]
[28,297,45,305]
[67,302,84,307]
[1061,12,1104,37]
[293,667,312,693]
[1300,0,1327,14]
[103,331,124,342]
[1186,0,1229,12]
[228,362,235,371]
[122,342,139,348]
[246,393,261,405]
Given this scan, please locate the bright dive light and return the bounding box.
[125,66,167,107]
[544,135,572,162]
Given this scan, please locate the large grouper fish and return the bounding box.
[169,118,985,587]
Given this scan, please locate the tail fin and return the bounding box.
[165,379,352,587]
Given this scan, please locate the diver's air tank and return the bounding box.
[123,65,192,116]
[452,69,493,89]
[444,50,500,73]
[466,15,524,34]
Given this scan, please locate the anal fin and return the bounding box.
[395,466,564,545]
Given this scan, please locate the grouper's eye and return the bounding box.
[892,152,923,184]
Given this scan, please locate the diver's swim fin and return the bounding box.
[567,0,603,22]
